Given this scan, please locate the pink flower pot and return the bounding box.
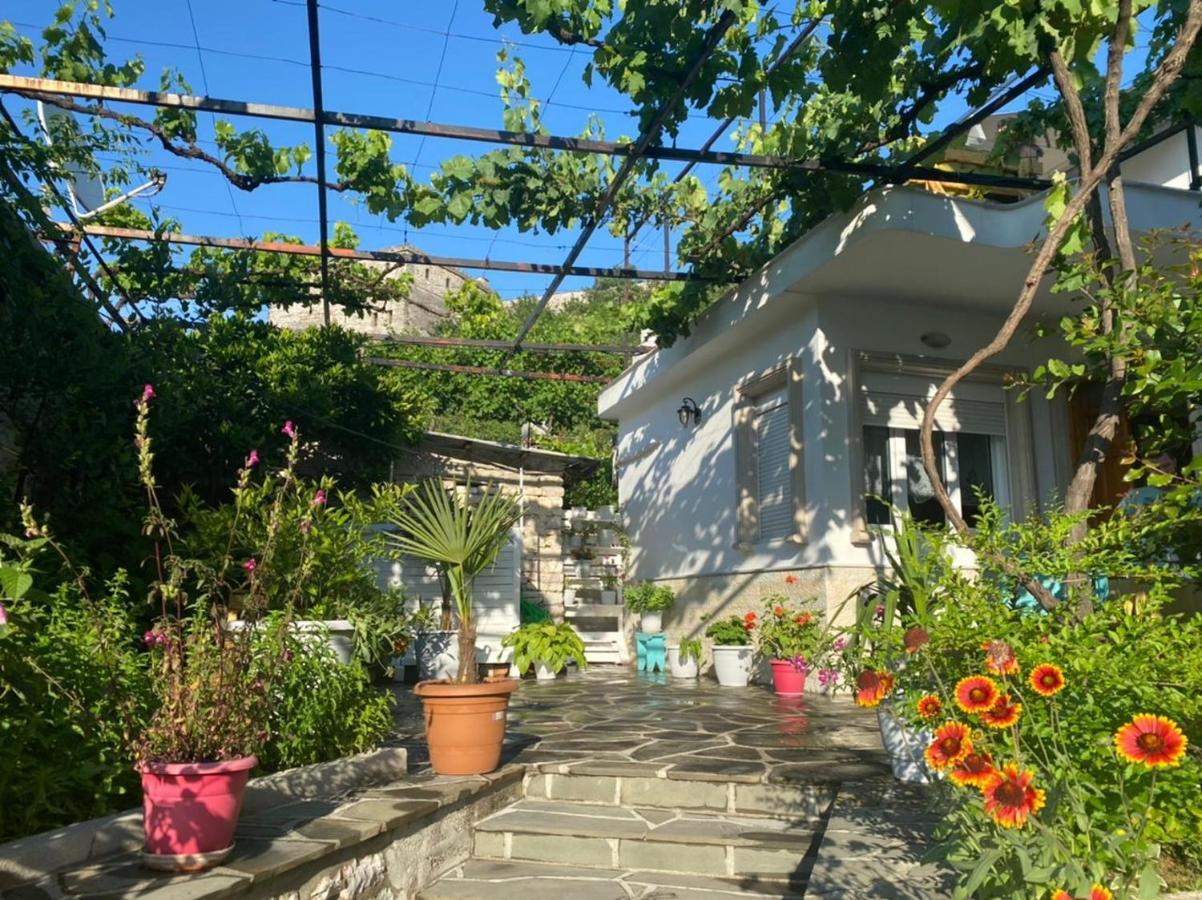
[137,755,257,871]
[771,659,806,696]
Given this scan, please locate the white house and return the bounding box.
[597,134,1202,640]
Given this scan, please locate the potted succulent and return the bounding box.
[756,591,828,696]
[386,479,522,776]
[18,389,306,871]
[502,621,587,680]
[704,613,755,686]
[667,637,703,679]
[625,581,675,633]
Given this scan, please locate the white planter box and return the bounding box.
[640,611,663,633]
[877,703,933,784]
[535,661,558,681]
[711,645,752,687]
[667,644,699,679]
[227,619,354,665]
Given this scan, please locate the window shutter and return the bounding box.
[859,372,1006,436]
[755,389,792,540]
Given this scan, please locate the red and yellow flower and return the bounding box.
[1114,714,1188,768]
[955,675,1000,714]
[916,694,943,720]
[1029,663,1065,697]
[903,626,929,654]
[854,670,894,708]
[949,749,995,788]
[982,640,1019,676]
[1050,891,1072,900]
[924,721,973,770]
[980,763,1045,828]
[1089,887,1113,900]
[981,693,1022,729]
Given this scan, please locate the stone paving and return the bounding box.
[397,668,955,899]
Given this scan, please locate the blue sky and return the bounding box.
[4,1,1086,302]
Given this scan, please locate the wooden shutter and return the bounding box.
[755,388,792,541]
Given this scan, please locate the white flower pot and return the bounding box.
[667,644,699,679]
[640,611,663,633]
[535,661,558,681]
[877,703,933,784]
[711,645,753,687]
[416,630,459,681]
[227,619,354,664]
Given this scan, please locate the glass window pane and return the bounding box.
[863,425,891,525]
[958,432,995,527]
[903,430,945,526]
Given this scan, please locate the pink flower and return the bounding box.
[243,558,257,573]
[299,518,312,535]
[0,603,8,627]
[140,384,155,404]
[312,489,327,507]
[143,628,167,648]
[833,636,847,652]
[281,420,296,440]
[245,449,260,468]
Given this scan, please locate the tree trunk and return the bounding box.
[455,618,478,684]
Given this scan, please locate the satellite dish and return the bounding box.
[36,101,165,220]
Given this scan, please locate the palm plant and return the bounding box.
[385,479,520,683]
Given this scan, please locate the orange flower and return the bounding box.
[924,721,973,770]
[1050,891,1073,900]
[1088,887,1113,900]
[1114,714,1188,767]
[955,675,1000,714]
[854,670,894,708]
[981,693,1022,729]
[916,694,943,719]
[1029,663,1065,697]
[949,749,995,788]
[773,605,785,617]
[785,574,798,585]
[981,763,1045,828]
[982,640,1019,676]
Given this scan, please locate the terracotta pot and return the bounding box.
[414,679,519,775]
[137,755,257,871]
[770,659,806,696]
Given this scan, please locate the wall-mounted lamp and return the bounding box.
[920,331,952,349]
[676,397,702,427]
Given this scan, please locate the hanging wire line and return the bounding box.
[411,1,460,172]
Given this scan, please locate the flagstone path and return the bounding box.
[393,668,955,898]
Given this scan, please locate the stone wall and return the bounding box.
[391,450,566,619]
[267,247,470,337]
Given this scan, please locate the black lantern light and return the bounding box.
[676,397,702,427]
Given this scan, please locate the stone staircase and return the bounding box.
[417,757,950,899]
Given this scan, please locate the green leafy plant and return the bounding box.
[704,613,754,646]
[501,621,587,676]
[625,581,675,614]
[385,479,521,684]
[677,637,704,665]
[520,596,553,624]
[756,593,823,660]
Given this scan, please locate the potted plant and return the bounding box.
[756,592,830,696]
[502,621,587,680]
[600,573,618,604]
[667,637,703,679]
[704,613,755,686]
[625,581,674,633]
[18,389,307,871]
[386,479,522,776]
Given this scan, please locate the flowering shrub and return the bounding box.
[756,591,841,684]
[704,613,754,645]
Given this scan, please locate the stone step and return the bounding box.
[521,754,891,820]
[418,857,806,899]
[474,798,819,878]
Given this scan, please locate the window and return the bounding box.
[735,362,805,547]
[858,363,1011,529]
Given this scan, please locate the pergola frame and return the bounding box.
[0,9,1053,365]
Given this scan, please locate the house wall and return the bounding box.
[1120,127,1202,190]
[614,293,1069,640]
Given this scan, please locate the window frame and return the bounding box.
[734,359,807,549]
[847,350,1035,543]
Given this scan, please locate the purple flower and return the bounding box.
[245,449,260,468]
[281,420,296,440]
[143,628,167,648]
[0,603,8,627]
[243,558,257,573]
[817,668,839,687]
[312,489,327,507]
[788,655,810,674]
[833,636,847,652]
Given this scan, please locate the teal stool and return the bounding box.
[635,632,666,673]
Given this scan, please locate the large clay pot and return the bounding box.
[137,755,257,872]
[414,679,519,775]
[711,645,753,687]
[667,644,699,679]
[640,611,664,633]
[770,659,806,696]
